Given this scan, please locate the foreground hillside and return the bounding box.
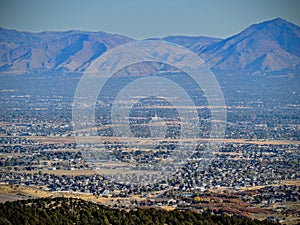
[0,197,278,225]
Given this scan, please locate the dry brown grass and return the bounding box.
[240,179,300,192]
[0,185,52,198]
[0,184,144,205]
[22,135,300,145]
[39,169,98,176]
[279,179,300,186]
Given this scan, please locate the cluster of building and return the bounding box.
[1,138,298,198]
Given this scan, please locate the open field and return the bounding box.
[239,179,300,191]
[280,179,300,186]
[17,135,300,145]
[15,169,99,176]
[0,184,145,205]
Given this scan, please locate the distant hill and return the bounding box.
[149,35,222,50]
[0,28,134,74]
[198,18,300,73]
[0,18,300,74]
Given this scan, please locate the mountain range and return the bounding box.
[0,18,299,74]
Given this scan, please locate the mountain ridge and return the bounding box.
[198,17,300,73]
[1,17,300,74]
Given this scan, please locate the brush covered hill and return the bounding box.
[0,197,279,225]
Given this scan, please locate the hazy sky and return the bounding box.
[0,0,299,39]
